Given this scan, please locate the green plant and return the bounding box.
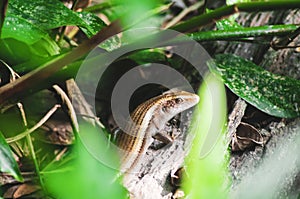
[0,0,299,198]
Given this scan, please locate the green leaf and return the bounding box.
[208,54,300,118]
[183,73,228,198]
[78,12,106,37]
[2,13,49,45]
[127,49,166,65]
[7,0,85,30]
[3,0,106,45]
[0,0,111,68]
[0,131,23,182]
[102,0,165,29]
[215,17,242,30]
[0,38,59,66]
[43,124,127,199]
[3,0,79,45]
[206,8,241,31]
[78,12,119,51]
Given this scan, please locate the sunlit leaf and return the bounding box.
[183,73,229,198]
[0,131,23,182]
[209,54,300,118]
[3,0,106,45]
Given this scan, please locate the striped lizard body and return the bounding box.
[115,90,199,174]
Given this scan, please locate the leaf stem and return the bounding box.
[171,1,300,32]
[188,24,299,41]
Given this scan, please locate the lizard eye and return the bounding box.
[162,106,167,112]
[175,98,183,103]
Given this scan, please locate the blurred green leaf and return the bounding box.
[183,73,228,199]
[209,54,300,118]
[43,124,127,199]
[0,131,23,182]
[107,0,163,28]
[83,2,116,13]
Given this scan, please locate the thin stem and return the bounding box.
[164,1,204,29]
[187,24,299,41]
[25,132,44,190]
[6,104,61,143]
[53,84,79,133]
[171,1,300,32]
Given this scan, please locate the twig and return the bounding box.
[17,103,27,127]
[271,27,300,50]
[164,1,204,29]
[52,85,79,134]
[227,98,247,146]
[6,105,61,143]
[25,129,44,191]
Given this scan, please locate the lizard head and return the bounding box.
[160,90,199,119]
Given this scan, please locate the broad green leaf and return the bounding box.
[3,0,106,45]
[0,0,110,68]
[7,0,85,30]
[0,38,59,66]
[208,54,300,118]
[2,13,49,45]
[78,12,106,37]
[78,12,120,51]
[183,73,228,198]
[43,124,127,199]
[0,131,23,182]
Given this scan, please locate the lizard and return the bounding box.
[115,89,199,176]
